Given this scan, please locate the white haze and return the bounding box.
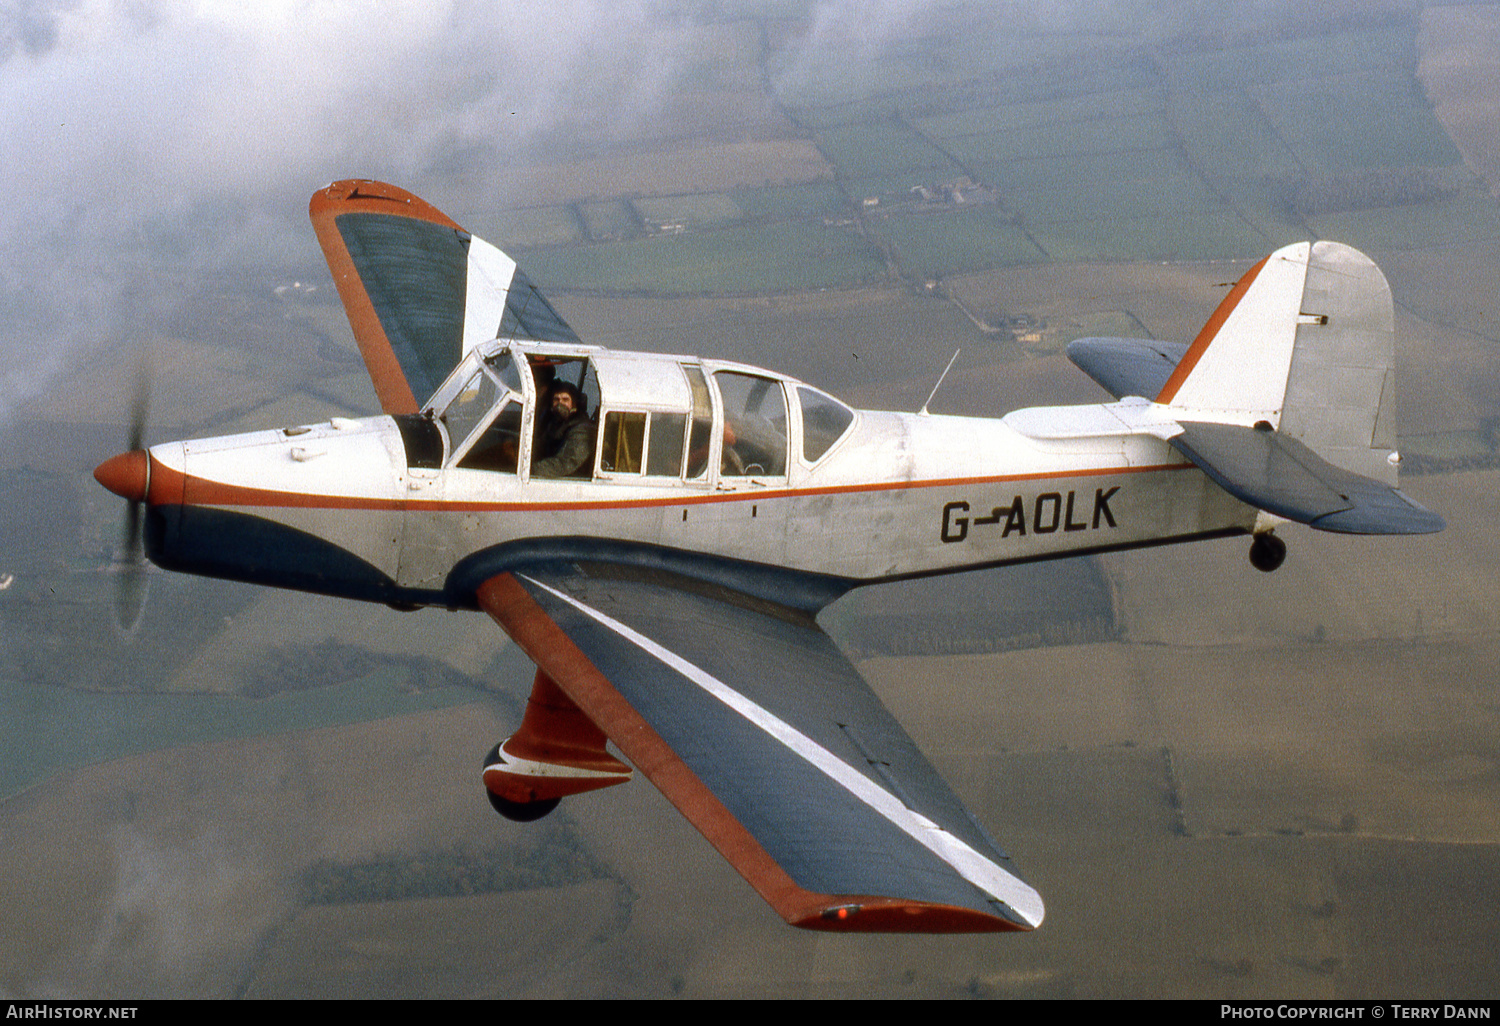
[0,0,1418,419]
[0,0,711,418]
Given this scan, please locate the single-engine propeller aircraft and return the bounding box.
[95,180,1441,934]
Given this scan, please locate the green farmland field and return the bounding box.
[1254,71,1463,175]
[481,205,585,249]
[870,207,1047,279]
[912,86,1166,140]
[491,13,1500,292]
[814,121,959,178]
[976,149,1224,224]
[1306,188,1500,251]
[940,112,1175,166]
[1168,89,1304,184]
[1158,21,1417,93]
[729,180,849,220]
[633,193,745,231]
[523,219,888,295]
[1029,210,1271,263]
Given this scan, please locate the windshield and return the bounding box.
[797,386,855,463]
[439,349,528,471]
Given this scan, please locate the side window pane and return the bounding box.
[797,387,855,463]
[457,397,521,472]
[715,372,787,477]
[684,366,713,479]
[647,413,686,476]
[486,350,523,394]
[531,359,597,479]
[600,411,646,473]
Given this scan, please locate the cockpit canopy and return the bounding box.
[417,340,855,483]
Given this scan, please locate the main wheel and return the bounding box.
[482,743,560,822]
[1249,533,1287,573]
[486,790,560,822]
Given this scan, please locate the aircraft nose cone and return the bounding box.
[94,450,149,503]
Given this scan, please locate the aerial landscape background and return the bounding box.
[1,0,1498,997]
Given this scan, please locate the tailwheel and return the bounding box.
[1249,532,1287,573]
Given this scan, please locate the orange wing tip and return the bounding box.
[791,897,1035,934]
[309,179,465,231]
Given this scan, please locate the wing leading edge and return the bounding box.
[310,179,578,414]
[476,560,1044,933]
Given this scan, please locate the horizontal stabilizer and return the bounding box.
[1068,337,1189,401]
[1169,421,1443,535]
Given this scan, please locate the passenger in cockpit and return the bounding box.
[532,382,595,478]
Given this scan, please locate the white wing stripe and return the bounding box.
[462,235,518,356]
[520,574,1045,928]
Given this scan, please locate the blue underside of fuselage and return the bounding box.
[145,504,1250,616]
[144,506,860,613]
[146,505,442,609]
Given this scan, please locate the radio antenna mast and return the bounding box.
[920,349,961,417]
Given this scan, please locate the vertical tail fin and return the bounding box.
[1157,241,1398,485]
[1061,241,1439,534]
[1151,241,1439,534]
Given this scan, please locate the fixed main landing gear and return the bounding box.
[1248,532,1287,573]
[482,743,562,822]
[480,668,634,824]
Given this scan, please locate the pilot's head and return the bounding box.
[551,382,584,419]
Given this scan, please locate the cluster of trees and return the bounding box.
[304,827,614,905]
[1281,167,1459,219]
[242,638,473,699]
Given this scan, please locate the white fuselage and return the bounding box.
[142,377,1256,607]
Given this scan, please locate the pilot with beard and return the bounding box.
[532,381,594,478]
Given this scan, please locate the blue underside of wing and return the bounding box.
[503,558,1036,927]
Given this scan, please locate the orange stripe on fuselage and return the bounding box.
[156,460,1196,514]
[1154,255,1270,405]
